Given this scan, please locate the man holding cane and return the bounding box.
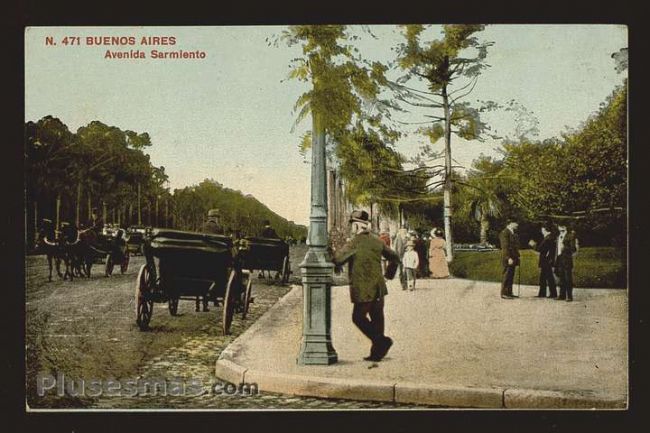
[499,220,521,299]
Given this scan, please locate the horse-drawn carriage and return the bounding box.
[76,229,129,277]
[241,237,291,284]
[126,226,148,255]
[134,229,253,334]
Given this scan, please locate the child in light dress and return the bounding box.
[402,240,420,291]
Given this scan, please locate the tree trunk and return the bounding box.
[155,196,159,227]
[102,201,107,225]
[87,191,92,221]
[34,201,38,245]
[327,169,336,233]
[337,175,346,233]
[165,199,169,228]
[55,193,61,231]
[480,213,490,245]
[75,182,82,227]
[137,183,142,225]
[442,83,454,262]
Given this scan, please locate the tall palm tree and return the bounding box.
[460,177,503,245]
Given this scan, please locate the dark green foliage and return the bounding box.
[25,116,306,249]
[172,179,306,239]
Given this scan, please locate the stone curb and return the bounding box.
[215,285,627,409]
[503,388,627,409]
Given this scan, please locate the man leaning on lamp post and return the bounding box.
[331,210,401,362]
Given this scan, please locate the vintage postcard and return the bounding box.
[24,24,628,412]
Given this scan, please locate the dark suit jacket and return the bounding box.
[556,231,578,268]
[202,220,224,235]
[261,227,279,239]
[499,228,520,267]
[333,230,400,303]
[533,235,556,268]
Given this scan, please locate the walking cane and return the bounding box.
[517,263,521,297]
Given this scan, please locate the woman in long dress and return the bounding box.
[428,228,450,278]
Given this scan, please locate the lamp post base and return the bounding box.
[298,338,338,365]
[297,248,338,366]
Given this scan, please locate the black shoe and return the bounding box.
[556,296,566,300]
[566,298,573,302]
[363,354,381,362]
[375,337,393,361]
[501,295,514,299]
[365,341,381,361]
[536,294,546,298]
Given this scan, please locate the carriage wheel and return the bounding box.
[135,264,154,330]
[222,270,238,335]
[105,254,114,276]
[121,254,130,274]
[281,256,291,284]
[168,297,179,316]
[241,274,253,320]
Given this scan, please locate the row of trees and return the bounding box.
[278,25,627,255]
[172,179,307,240]
[454,81,627,247]
[25,116,168,246]
[25,117,307,249]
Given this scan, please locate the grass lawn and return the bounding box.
[449,247,626,288]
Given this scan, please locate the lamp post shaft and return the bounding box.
[297,112,337,365]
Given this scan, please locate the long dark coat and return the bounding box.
[499,228,520,267]
[333,230,400,303]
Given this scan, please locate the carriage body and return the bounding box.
[125,227,146,255]
[135,229,251,334]
[240,237,291,283]
[145,229,233,299]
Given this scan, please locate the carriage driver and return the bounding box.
[203,209,225,235]
[87,207,104,236]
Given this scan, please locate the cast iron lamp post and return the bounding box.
[297,112,338,365]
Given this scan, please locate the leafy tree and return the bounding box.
[456,156,508,245]
[277,25,416,228]
[25,116,77,230]
[393,24,497,261]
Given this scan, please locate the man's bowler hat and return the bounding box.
[349,210,369,223]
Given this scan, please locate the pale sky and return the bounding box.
[25,25,628,225]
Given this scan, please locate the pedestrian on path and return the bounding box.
[499,220,520,299]
[378,221,391,274]
[402,240,419,291]
[428,228,450,279]
[332,210,401,362]
[393,227,409,290]
[528,223,558,298]
[555,224,579,302]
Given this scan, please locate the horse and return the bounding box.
[72,228,108,278]
[36,225,65,282]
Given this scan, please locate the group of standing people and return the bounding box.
[380,225,450,292]
[499,220,579,302]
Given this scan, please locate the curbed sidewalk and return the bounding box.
[216,278,627,409]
